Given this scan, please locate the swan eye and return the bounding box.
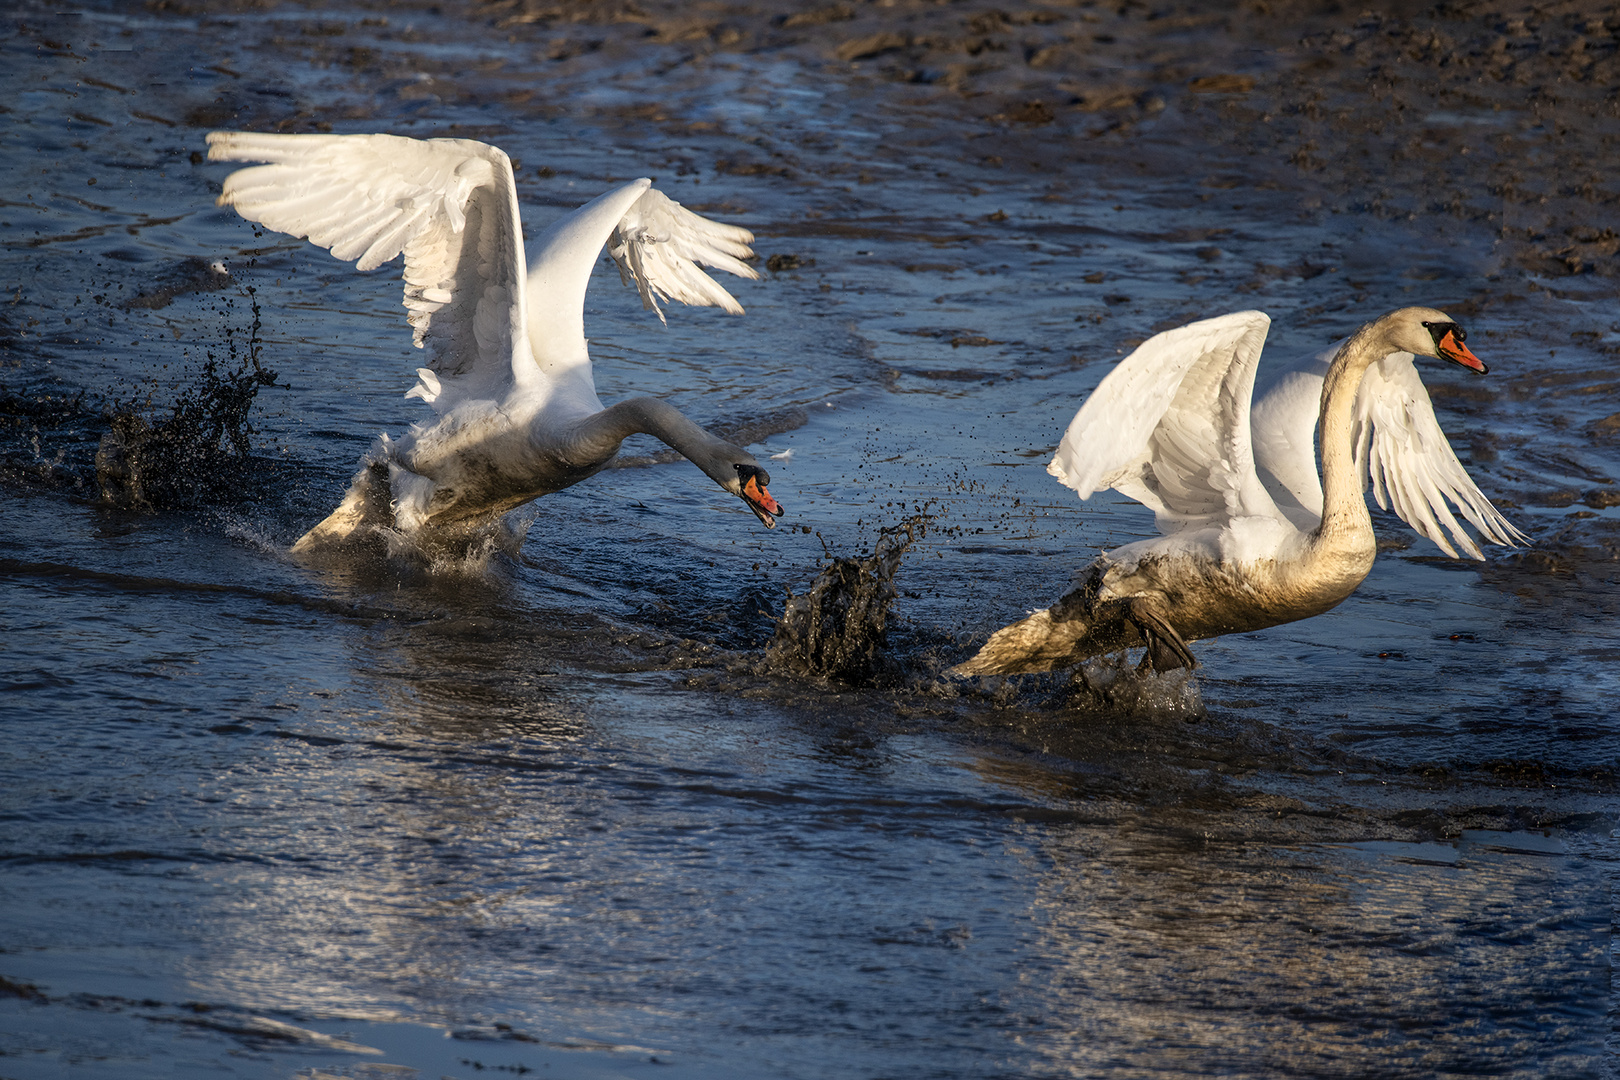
[735,462,772,486]
[1422,320,1464,348]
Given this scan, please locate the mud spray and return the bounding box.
[765,517,926,683]
[94,289,279,511]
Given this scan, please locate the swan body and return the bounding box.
[205,131,782,551]
[952,307,1525,677]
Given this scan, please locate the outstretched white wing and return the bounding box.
[607,188,759,322]
[1252,345,1527,559]
[1355,353,1527,558]
[523,180,760,380]
[1248,355,1329,530]
[207,131,529,407]
[1048,311,1282,534]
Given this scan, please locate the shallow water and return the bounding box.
[2,2,1617,1078]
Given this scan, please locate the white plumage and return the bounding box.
[1250,343,1525,558]
[607,189,757,321]
[206,131,782,550]
[1046,311,1525,561]
[954,307,1525,677]
[1048,312,1279,546]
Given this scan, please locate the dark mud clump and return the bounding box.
[765,518,923,683]
[2,290,284,510]
[96,294,280,510]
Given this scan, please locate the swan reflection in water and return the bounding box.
[955,308,1526,677]
[206,131,783,555]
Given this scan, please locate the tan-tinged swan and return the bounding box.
[953,307,1525,677]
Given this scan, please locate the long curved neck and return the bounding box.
[561,396,739,483]
[524,179,653,373]
[1314,324,1384,544]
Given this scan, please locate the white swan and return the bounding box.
[951,307,1526,676]
[205,131,782,552]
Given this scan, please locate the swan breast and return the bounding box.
[1097,532,1370,642]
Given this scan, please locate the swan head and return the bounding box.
[1378,306,1487,374]
[729,462,784,529]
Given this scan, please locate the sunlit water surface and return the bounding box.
[1,3,1615,1078]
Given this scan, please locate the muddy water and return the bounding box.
[1,1,1616,1078]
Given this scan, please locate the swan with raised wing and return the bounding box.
[206,131,782,552]
[951,307,1526,677]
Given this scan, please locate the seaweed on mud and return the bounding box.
[765,517,925,684]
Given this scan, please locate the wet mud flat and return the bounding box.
[2,0,1618,1078]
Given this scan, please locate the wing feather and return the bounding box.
[606,188,761,323]
[1354,353,1527,558]
[1252,346,1526,558]
[207,131,529,408]
[1049,311,1280,534]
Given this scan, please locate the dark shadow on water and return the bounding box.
[119,256,233,312]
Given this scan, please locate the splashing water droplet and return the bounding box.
[765,517,928,683]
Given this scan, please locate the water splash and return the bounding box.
[0,386,100,494]
[765,517,925,683]
[1066,654,1205,722]
[95,290,279,510]
[376,511,537,576]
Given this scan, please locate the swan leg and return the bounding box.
[1123,597,1197,672]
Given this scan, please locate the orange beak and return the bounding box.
[742,474,783,529]
[1437,328,1487,374]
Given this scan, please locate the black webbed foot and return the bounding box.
[1126,597,1197,672]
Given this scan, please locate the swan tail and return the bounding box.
[950,607,1101,677]
[290,462,394,552]
[950,588,1190,678]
